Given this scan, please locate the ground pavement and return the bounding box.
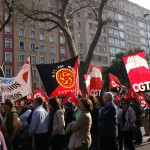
[135,127,150,150]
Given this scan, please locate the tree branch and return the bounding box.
[61,0,69,17]
[83,0,108,73]
[0,0,14,32]
[69,5,89,17]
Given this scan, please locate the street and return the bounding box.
[135,128,150,150]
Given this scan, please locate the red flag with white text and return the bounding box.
[90,66,102,96]
[125,87,149,107]
[123,51,150,93]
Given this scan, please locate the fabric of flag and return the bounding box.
[62,91,78,106]
[90,66,102,96]
[125,87,149,107]
[123,51,150,92]
[27,87,49,102]
[109,73,126,94]
[36,56,78,97]
[84,74,90,95]
[0,56,32,102]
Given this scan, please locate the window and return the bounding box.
[50,46,55,55]
[77,32,81,38]
[109,38,115,45]
[119,31,125,38]
[78,43,82,49]
[141,38,146,44]
[39,0,45,5]
[18,18,23,24]
[110,47,116,55]
[48,0,53,7]
[60,47,66,56]
[115,39,119,46]
[39,22,45,28]
[19,41,25,50]
[40,45,45,53]
[30,31,36,39]
[33,82,37,90]
[30,43,36,51]
[118,23,124,29]
[40,57,45,64]
[5,26,11,35]
[31,56,36,64]
[77,22,81,28]
[50,58,55,64]
[50,35,55,42]
[40,33,45,40]
[19,55,25,62]
[19,28,25,37]
[32,69,37,77]
[5,39,12,48]
[120,40,126,47]
[60,36,65,44]
[97,45,100,52]
[5,52,12,62]
[48,23,54,29]
[140,30,145,36]
[77,11,80,17]
[30,20,35,26]
[117,14,123,20]
[5,66,12,77]
[139,21,145,28]
[5,12,9,21]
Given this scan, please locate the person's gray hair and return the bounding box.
[104,92,114,101]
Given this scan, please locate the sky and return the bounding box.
[129,0,150,10]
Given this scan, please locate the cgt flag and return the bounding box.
[109,73,126,94]
[123,51,150,93]
[90,66,102,96]
[125,87,149,107]
[36,56,78,97]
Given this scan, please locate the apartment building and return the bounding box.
[0,0,68,89]
[72,0,150,67]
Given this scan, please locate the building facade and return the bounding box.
[72,0,150,67]
[0,0,68,89]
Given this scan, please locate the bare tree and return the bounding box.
[15,0,117,93]
[0,0,15,32]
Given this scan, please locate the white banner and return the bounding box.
[0,56,33,102]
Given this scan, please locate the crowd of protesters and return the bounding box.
[0,92,149,150]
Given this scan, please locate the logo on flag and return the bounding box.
[56,68,75,88]
[123,51,150,92]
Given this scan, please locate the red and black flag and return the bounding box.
[36,56,78,97]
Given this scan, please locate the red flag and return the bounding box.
[109,73,125,90]
[84,74,90,95]
[62,92,78,106]
[27,87,49,101]
[125,87,149,107]
[123,51,150,92]
[89,66,102,96]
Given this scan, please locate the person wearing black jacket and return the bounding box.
[89,95,100,150]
